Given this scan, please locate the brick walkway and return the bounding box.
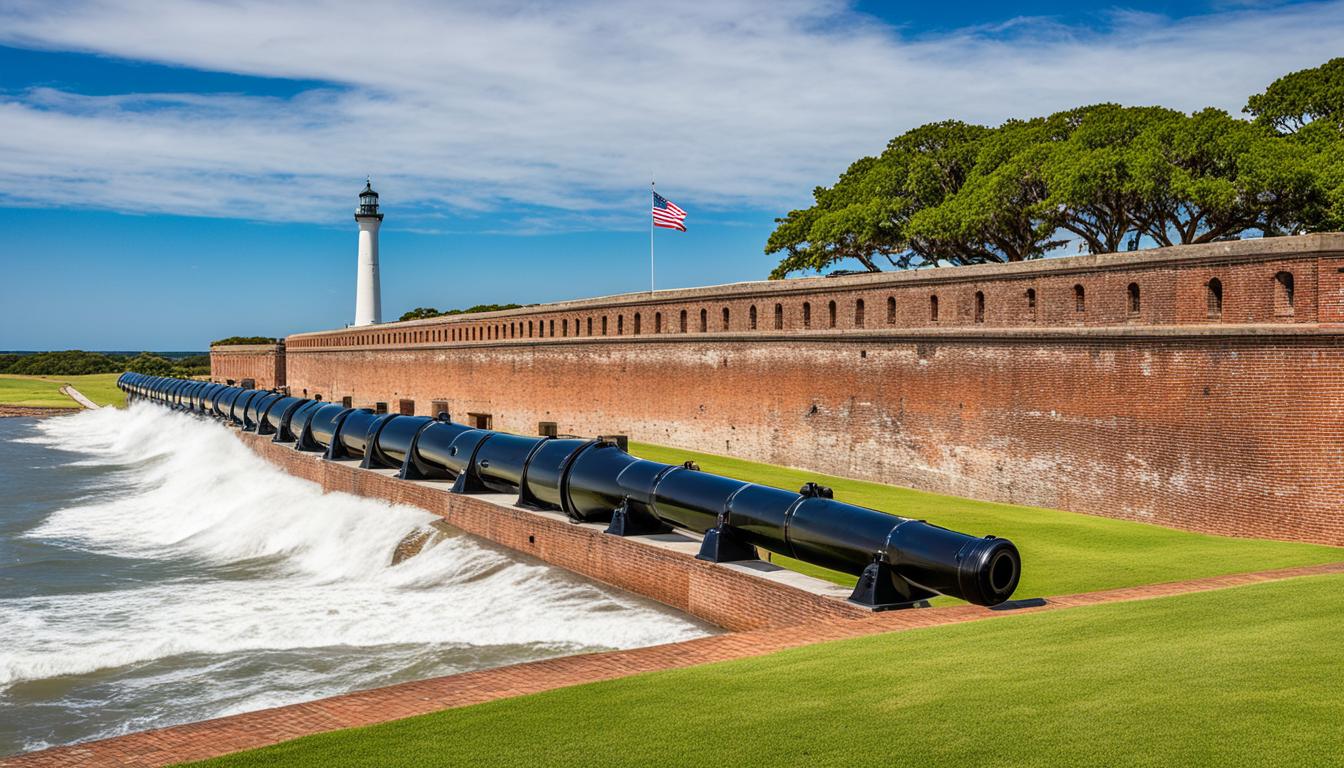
[6,560,1341,768]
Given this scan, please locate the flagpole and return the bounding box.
[649,181,655,295]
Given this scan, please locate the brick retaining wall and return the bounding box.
[236,431,864,632]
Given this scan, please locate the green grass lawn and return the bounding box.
[189,573,1344,768]
[54,373,127,407]
[629,442,1341,598]
[0,376,78,408]
[0,372,126,408]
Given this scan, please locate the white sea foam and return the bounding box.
[2,404,708,694]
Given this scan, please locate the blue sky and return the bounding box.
[1,0,1340,350]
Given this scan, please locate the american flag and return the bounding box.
[652,192,687,232]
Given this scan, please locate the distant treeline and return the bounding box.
[399,304,524,322]
[0,350,210,377]
[210,336,278,346]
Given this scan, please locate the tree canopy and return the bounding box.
[0,350,209,377]
[210,336,277,346]
[398,303,524,322]
[768,59,1344,278]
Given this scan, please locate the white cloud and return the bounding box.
[0,0,1341,229]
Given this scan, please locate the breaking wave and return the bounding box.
[1,404,708,752]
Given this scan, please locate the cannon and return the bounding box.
[119,373,1022,609]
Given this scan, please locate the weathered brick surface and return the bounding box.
[210,235,1344,545]
[208,344,285,389]
[10,560,1342,768]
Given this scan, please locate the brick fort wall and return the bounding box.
[215,235,1344,545]
[209,343,285,389]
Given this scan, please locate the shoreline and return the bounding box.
[0,405,80,419]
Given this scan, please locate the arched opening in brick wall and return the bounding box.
[886,296,896,324]
[587,317,594,335]
[529,321,535,337]
[802,302,812,328]
[602,316,609,335]
[549,320,555,336]
[974,291,985,323]
[1128,283,1141,315]
[618,315,625,335]
[562,319,569,337]
[749,305,758,330]
[1026,288,1036,317]
[634,313,641,334]
[929,295,939,322]
[699,308,708,332]
[774,303,783,330]
[1275,271,1295,315]
[1207,278,1223,318]
[855,298,865,327]
[679,309,688,332]
[1074,284,1086,313]
[721,307,730,331]
[827,300,837,328]
[655,312,663,333]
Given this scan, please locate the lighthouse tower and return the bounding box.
[353,178,383,326]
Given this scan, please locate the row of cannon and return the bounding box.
[118,372,1022,608]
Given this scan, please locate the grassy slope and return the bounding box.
[0,373,126,408]
[192,573,1344,768]
[55,373,126,407]
[629,442,1341,597]
[0,376,77,407]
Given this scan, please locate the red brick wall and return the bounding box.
[210,343,285,389]
[269,235,1344,546]
[281,329,1344,546]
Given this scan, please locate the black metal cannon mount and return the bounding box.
[119,372,1023,610]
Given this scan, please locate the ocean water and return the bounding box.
[0,405,711,756]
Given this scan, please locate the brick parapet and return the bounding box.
[285,234,1344,350]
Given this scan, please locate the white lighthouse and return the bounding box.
[353,178,383,326]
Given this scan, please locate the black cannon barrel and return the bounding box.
[244,392,282,430]
[120,374,1023,608]
[467,432,549,495]
[366,415,434,468]
[560,443,662,522]
[305,403,349,448]
[279,399,324,441]
[194,383,215,411]
[336,408,379,458]
[161,379,184,406]
[226,388,251,417]
[410,424,489,479]
[208,386,237,416]
[517,438,596,511]
[181,381,206,411]
[267,397,310,436]
[230,389,261,424]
